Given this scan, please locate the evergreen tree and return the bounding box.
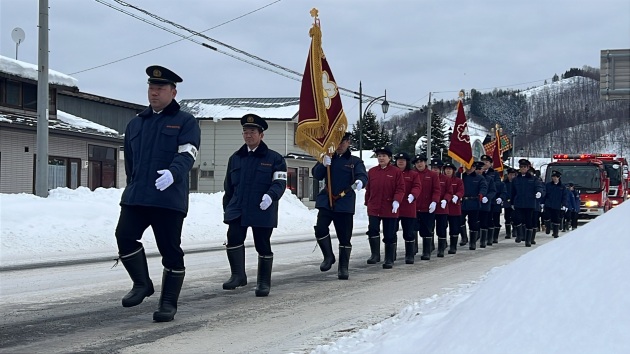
[430,113,451,162]
[351,110,389,151]
[395,123,426,155]
[552,73,559,82]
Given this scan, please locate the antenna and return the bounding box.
[11,27,26,60]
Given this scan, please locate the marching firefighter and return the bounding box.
[312,132,368,280]
[477,155,497,248]
[511,159,544,247]
[531,168,545,244]
[222,114,287,297]
[412,155,441,260]
[115,65,201,322]
[365,147,406,269]
[566,183,580,230]
[444,162,465,254]
[542,170,569,238]
[430,159,453,257]
[502,168,517,239]
[394,152,422,264]
[461,161,488,250]
[491,169,507,244]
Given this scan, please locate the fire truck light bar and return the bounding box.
[552,153,617,160]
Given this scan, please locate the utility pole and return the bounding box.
[359,81,363,160]
[426,92,432,159]
[511,132,516,167]
[35,0,49,197]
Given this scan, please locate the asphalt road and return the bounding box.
[0,229,564,354]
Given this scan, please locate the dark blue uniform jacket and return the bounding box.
[492,179,508,212]
[120,100,201,215]
[480,169,497,212]
[568,190,580,211]
[544,181,568,210]
[503,179,514,209]
[511,173,545,209]
[461,171,488,211]
[223,141,287,228]
[312,150,367,214]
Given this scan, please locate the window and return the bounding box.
[200,170,214,178]
[190,168,198,191]
[5,80,20,107]
[33,155,81,191]
[88,145,118,190]
[22,83,37,110]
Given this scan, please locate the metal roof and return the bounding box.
[179,97,299,121]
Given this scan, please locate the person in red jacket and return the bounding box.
[365,147,405,269]
[430,159,453,257]
[412,155,441,260]
[444,162,465,254]
[393,152,422,264]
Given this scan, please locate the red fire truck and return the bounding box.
[548,154,612,219]
[595,154,629,208]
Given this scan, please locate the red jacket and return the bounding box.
[365,164,405,218]
[398,169,422,218]
[448,176,465,216]
[435,173,453,215]
[414,168,441,212]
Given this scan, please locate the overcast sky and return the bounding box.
[1,0,629,124]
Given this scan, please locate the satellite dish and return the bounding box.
[11,27,25,60]
[11,27,25,44]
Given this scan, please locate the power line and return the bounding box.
[71,0,283,75]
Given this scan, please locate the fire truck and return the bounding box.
[548,154,612,219]
[596,154,629,207]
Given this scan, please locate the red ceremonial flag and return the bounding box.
[492,127,504,176]
[296,10,348,160]
[448,98,474,170]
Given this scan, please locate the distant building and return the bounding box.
[0,55,143,194]
[179,97,318,202]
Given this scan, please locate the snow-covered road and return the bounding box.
[0,231,551,353]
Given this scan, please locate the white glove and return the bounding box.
[535,192,542,199]
[392,201,400,213]
[407,194,415,203]
[561,206,568,212]
[354,180,363,192]
[440,200,447,209]
[155,170,174,191]
[496,197,503,205]
[260,194,272,210]
[540,204,545,209]
[481,196,488,204]
[428,201,437,213]
[322,155,332,166]
[451,195,459,204]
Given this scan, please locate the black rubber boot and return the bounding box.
[492,227,499,244]
[437,238,446,257]
[544,220,551,235]
[459,224,468,246]
[487,228,494,246]
[367,236,381,264]
[383,243,395,269]
[532,228,538,244]
[552,223,560,238]
[404,240,415,264]
[525,229,533,247]
[393,242,398,261]
[120,247,154,308]
[414,234,419,255]
[222,244,247,290]
[515,224,523,243]
[479,229,488,248]
[562,219,569,232]
[448,236,458,254]
[420,237,432,260]
[317,234,336,272]
[255,255,273,297]
[153,268,185,322]
[469,231,478,250]
[505,224,512,239]
[431,235,436,253]
[337,245,351,280]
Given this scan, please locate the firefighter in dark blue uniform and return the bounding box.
[542,170,569,238]
[566,183,580,230]
[312,132,368,280]
[461,161,488,250]
[478,155,496,248]
[510,159,544,246]
[115,65,201,322]
[502,168,517,239]
[222,114,287,297]
[531,168,545,244]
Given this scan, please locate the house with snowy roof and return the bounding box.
[179,97,319,201]
[0,55,144,194]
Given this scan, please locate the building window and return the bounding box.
[33,155,81,191]
[22,83,37,110]
[200,170,214,178]
[190,168,199,191]
[287,167,298,195]
[5,80,21,107]
[88,145,117,190]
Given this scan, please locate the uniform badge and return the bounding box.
[247,116,254,123]
[153,69,162,77]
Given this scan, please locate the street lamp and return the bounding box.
[359,89,389,159]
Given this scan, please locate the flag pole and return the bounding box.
[327,162,333,208]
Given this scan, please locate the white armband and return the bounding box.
[178,143,198,160]
[273,171,287,181]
